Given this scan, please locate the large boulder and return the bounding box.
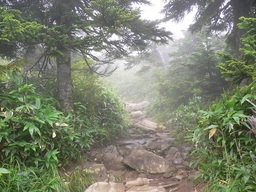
[84,182,125,192]
[123,150,169,173]
[126,101,150,112]
[135,119,158,131]
[117,143,145,157]
[146,138,175,153]
[130,111,145,120]
[102,145,125,171]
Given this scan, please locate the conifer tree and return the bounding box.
[0,0,172,111]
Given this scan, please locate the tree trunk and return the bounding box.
[56,47,73,111]
[55,0,74,112]
[230,0,252,57]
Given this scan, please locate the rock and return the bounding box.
[174,169,187,180]
[125,178,150,188]
[123,150,169,173]
[157,125,167,131]
[165,147,179,157]
[102,145,125,171]
[119,144,145,157]
[130,111,145,120]
[174,175,183,180]
[173,157,184,165]
[187,170,200,181]
[89,150,104,162]
[134,118,160,133]
[163,171,175,178]
[124,171,139,180]
[155,132,171,139]
[126,185,166,192]
[126,101,150,112]
[84,182,125,192]
[138,119,158,130]
[165,147,183,166]
[146,138,175,153]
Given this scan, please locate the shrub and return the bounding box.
[0,164,69,192]
[166,96,204,142]
[73,68,127,141]
[192,85,256,191]
[0,72,82,168]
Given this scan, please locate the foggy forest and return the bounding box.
[0,0,256,191]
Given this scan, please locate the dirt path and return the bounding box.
[82,102,205,192]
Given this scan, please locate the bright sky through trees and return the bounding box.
[140,1,195,39]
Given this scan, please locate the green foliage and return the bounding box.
[1,0,172,112]
[218,17,256,86]
[72,61,127,141]
[0,70,122,191]
[238,17,256,61]
[0,7,42,58]
[0,164,69,192]
[0,59,26,80]
[150,33,228,120]
[192,85,256,191]
[163,0,252,54]
[190,17,256,191]
[62,167,94,192]
[166,97,204,142]
[151,71,194,117]
[217,53,255,84]
[0,72,82,168]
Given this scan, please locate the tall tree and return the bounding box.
[162,0,256,56]
[154,31,228,109]
[0,0,172,111]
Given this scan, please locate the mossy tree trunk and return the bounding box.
[56,0,74,111]
[56,46,73,111]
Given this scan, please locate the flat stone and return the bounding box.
[125,178,150,188]
[173,157,184,165]
[174,175,183,180]
[84,182,125,192]
[165,147,179,157]
[130,111,145,120]
[123,150,169,173]
[126,185,166,192]
[126,101,150,112]
[147,138,174,152]
[138,119,158,130]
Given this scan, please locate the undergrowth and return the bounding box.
[192,85,256,191]
[0,71,127,191]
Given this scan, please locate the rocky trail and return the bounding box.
[82,101,204,192]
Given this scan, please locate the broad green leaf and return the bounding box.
[243,175,250,184]
[226,98,236,108]
[241,94,251,104]
[0,168,11,174]
[35,98,41,109]
[24,123,41,136]
[204,124,218,130]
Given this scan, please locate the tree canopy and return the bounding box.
[0,0,172,111]
[162,0,256,55]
